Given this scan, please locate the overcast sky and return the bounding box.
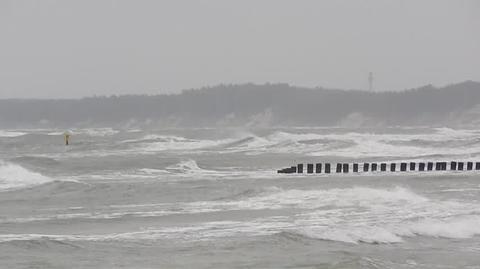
[0,0,479,99]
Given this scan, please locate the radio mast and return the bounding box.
[368,72,374,92]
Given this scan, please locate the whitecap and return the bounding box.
[398,216,480,239]
[0,161,54,191]
[74,128,119,137]
[0,130,27,138]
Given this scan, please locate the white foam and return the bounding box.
[166,160,213,174]
[137,160,273,181]
[68,159,275,183]
[3,186,480,244]
[288,186,480,243]
[2,186,427,222]
[297,225,403,244]
[120,134,169,143]
[17,127,480,160]
[0,218,290,242]
[398,216,480,239]
[44,127,480,158]
[434,127,479,137]
[140,135,231,152]
[137,168,171,176]
[46,131,65,136]
[74,128,119,137]
[45,128,118,137]
[292,216,480,244]
[0,161,54,191]
[0,130,27,138]
[190,186,479,244]
[222,129,480,158]
[3,214,479,244]
[221,186,429,212]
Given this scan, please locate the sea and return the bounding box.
[0,126,479,268]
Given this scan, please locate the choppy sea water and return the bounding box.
[1,127,480,268]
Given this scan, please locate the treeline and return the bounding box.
[0,81,479,128]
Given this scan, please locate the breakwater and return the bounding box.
[277,161,480,174]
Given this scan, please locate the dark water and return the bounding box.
[1,127,480,268]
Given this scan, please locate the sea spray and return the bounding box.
[0,161,53,190]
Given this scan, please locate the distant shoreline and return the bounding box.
[1,81,479,128]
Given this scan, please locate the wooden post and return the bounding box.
[343,163,349,173]
[441,162,447,170]
[279,160,475,174]
[363,163,369,172]
[451,161,457,170]
[410,162,416,171]
[390,163,396,172]
[307,164,314,173]
[419,163,425,171]
[316,163,322,173]
[325,163,331,173]
[380,163,387,171]
[353,163,359,172]
[297,164,304,173]
[427,162,433,170]
[467,162,473,170]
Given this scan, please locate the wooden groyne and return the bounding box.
[277,161,480,174]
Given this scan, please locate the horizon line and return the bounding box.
[0,80,477,101]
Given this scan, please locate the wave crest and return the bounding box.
[0,161,54,191]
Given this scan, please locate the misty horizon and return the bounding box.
[1,80,477,100]
[2,2,480,268]
[1,81,479,128]
[1,0,479,99]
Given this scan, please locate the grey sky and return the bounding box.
[0,0,479,99]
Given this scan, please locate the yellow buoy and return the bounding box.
[63,131,71,146]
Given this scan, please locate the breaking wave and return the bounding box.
[143,129,480,157]
[219,129,480,157]
[2,215,480,244]
[0,130,27,138]
[162,160,274,180]
[293,215,480,244]
[166,159,213,173]
[6,186,480,245]
[137,135,232,152]
[74,128,119,137]
[74,159,273,183]
[0,161,54,191]
[398,216,480,239]
[102,127,480,158]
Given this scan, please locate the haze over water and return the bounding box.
[2,0,480,267]
[1,126,480,268]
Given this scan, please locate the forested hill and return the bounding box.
[1,81,480,128]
